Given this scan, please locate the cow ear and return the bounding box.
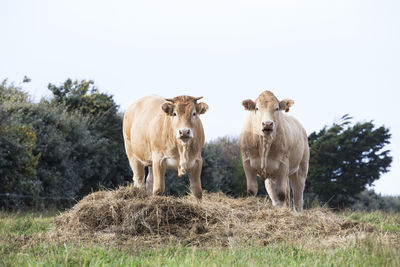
[279,99,294,112]
[196,102,208,115]
[162,102,175,115]
[242,99,256,111]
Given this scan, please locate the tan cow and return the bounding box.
[239,91,309,211]
[123,95,208,199]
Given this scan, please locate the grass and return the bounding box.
[344,210,400,233]
[1,211,400,266]
[0,212,53,235]
[2,242,400,267]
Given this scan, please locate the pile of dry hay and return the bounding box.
[48,185,372,249]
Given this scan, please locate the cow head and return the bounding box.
[242,91,294,136]
[162,95,208,142]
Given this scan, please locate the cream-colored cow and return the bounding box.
[123,95,208,199]
[239,91,309,211]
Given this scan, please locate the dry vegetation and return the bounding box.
[46,184,391,251]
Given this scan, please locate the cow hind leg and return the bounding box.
[285,180,290,208]
[289,170,306,212]
[145,167,153,194]
[130,158,146,189]
[124,139,145,188]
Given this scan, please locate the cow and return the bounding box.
[238,91,309,211]
[123,95,208,199]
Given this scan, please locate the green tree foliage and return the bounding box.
[200,137,239,195]
[0,80,29,103]
[0,118,40,208]
[1,79,131,209]
[306,115,392,208]
[22,103,93,201]
[163,171,190,197]
[47,79,131,196]
[48,79,116,116]
[199,137,266,197]
[0,81,40,208]
[2,99,94,207]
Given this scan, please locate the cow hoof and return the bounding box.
[278,191,286,202]
[134,184,146,191]
[247,190,256,196]
[192,190,202,200]
[153,189,164,196]
[272,201,285,208]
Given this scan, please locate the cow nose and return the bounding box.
[178,128,192,139]
[262,121,274,128]
[262,121,274,132]
[179,129,190,136]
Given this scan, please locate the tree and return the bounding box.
[200,137,237,195]
[48,79,116,116]
[3,101,95,206]
[306,115,392,208]
[47,79,131,196]
[0,81,40,209]
[1,79,132,209]
[199,136,267,197]
[0,114,40,209]
[0,79,29,103]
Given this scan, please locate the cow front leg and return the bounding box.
[152,155,166,196]
[265,177,288,208]
[243,158,258,196]
[265,163,289,207]
[265,158,290,207]
[188,158,203,200]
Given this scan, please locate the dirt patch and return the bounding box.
[47,185,374,249]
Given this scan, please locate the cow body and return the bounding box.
[239,91,309,211]
[123,95,208,199]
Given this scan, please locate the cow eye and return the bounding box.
[193,112,196,116]
[255,107,258,111]
[173,112,177,116]
[275,107,279,111]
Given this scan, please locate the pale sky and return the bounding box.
[1,0,399,195]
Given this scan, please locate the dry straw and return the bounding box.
[48,184,374,250]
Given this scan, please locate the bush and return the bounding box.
[0,81,40,209]
[0,112,40,209]
[351,190,400,212]
[1,79,131,209]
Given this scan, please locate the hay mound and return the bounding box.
[49,185,369,249]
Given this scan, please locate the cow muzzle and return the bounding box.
[177,128,193,141]
[262,121,274,134]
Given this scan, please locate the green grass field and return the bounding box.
[1,211,399,266]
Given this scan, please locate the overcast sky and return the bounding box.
[1,0,399,195]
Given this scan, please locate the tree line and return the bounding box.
[0,79,397,211]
